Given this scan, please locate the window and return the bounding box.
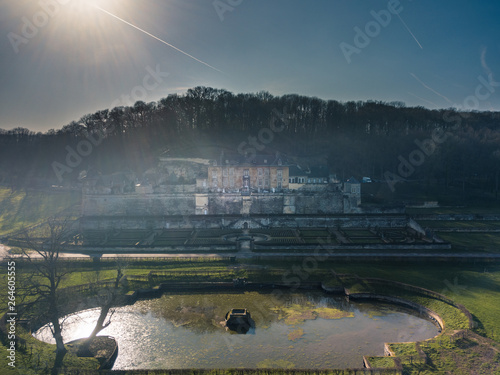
[223,168,228,177]
[229,176,234,187]
[212,170,218,187]
[258,179,263,186]
[244,169,249,176]
[229,168,234,175]
[258,168,263,176]
[265,178,269,187]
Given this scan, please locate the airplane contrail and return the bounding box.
[481,47,493,77]
[410,73,453,105]
[93,5,223,73]
[407,92,439,108]
[396,13,423,50]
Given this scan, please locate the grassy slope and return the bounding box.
[330,263,500,342]
[0,187,81,237]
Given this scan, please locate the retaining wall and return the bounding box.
[80,214,410,231]
[82,190,347,216]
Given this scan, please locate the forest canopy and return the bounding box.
[1,87,499,193]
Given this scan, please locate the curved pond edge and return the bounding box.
[321,275,476,371]
[4,274,476,373]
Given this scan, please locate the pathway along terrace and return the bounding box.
[72,213,454,254]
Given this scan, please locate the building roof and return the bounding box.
[308,165,329,178]
[288,165,307,177]
[289,164,329,178]
[346,177,360,184]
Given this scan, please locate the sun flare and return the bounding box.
[64,0,127,24]
[70,0,120,14]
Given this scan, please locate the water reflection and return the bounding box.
[34,291,439,369]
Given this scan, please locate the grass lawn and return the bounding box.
[327,263,500,343]
[0,187,80,237]
[407,207,500,215]
[417,220,500,229]
[438,232,500,253]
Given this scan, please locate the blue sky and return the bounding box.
[1,0,499,132]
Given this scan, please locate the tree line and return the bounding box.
[0,86,499,194]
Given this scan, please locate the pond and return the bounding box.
[34,290,439,369]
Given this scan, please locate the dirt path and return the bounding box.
[0,243,10,259]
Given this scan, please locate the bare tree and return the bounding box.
[84,261,126,341]
[16,217,76,374]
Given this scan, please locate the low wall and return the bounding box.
[80,214,410,231]
[253,243,451,251]
[413,214,500,221]
[82,190,347,216]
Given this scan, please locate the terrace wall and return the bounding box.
[82,190,346,217]
[80,214,410,231]
[82,194,196,216]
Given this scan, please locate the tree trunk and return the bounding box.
[51,320,67,375]
[89,304,111,339]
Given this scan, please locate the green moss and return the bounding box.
[366,356,396,368]
[389,342,418,357]
[257,359,295,369]
[287,328,304,341]
[273,303,354,326]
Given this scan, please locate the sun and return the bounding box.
[68,0,121,16]
[59,0,134,37]
[42,0,138,65]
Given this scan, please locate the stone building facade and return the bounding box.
[81,155,361,217]
[207,154,289,193]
